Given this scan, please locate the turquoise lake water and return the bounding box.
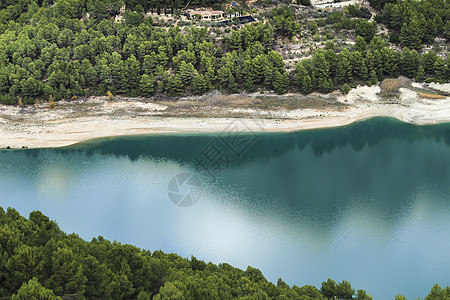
[1,117,450,299]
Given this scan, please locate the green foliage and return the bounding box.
[401,47,420,78]
[0,0,447,105]
[192,74,208,95]
[336,280,355,299]
[380,0,449,48]
[273,70,289,94]
[389,32,400,44]
[355,20,376,42]
[123,0,227,12]
[308,22,318,34]
[5,245,46,291]
[11,278,61,300]
[295,63,312,94]
[353,36,367,52]
[416,65,426,82]
[321,278,337,298]
[294,40,448,93]
[356,289,373,300]
[422,51,438,75]
[270,6,301,38]
[434,57,447,82]
[400,16,425,49]
[341,83,351,95]
[369,69,378,85]
[167,74,184,96]
[345,5,371,19]
[139,74,156,96]
[425,284,450,300]
[0,205,440,300]
[0,206,381,300]
[297,0,311,6]
[368,0,395,11]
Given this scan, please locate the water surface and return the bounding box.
[1,117,450,299]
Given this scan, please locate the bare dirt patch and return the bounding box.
[418,92,446,99]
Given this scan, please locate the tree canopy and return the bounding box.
[0,0,448,106]
[1,206,449,299]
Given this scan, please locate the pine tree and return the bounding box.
[364,51,375,75]
[11,278,60,300]
[349,52,363,77]
[295,64,308,92]
[204,67,215,90]
[368,36,386,52]
[46,247,87,296]
[316,78,329,93]
[346,59,353,83]
[5,245,45,291]
[167,74,184,96]
[227,73,238,93]
[243,60,256,92]
[143,54,158,75]
[336,60,347,85]
[421,50,437,75]
[301,75,312,95]
[179,62,198,85]
[341,83,351,95]
[372,50,384,81]
[244,75,256,92]
[325,50,337,78]
[123,55,140,94]
[218,66,232,86]
[353,36,367,53]
[156,0,161,15]
[434,57,446,82]
[360,60,369,81]
[415,65,426,82]
[139,74,156,97]
[401,47,419,78]
[369,70,378,86]
[445,21,450,40]
[327,78,334,92]
[381,47,399,78]
[272,71,289,94]
[192,74,208,95]
[312,50,330,88]
[400,16,424,50]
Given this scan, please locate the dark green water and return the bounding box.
[1,117,450,299]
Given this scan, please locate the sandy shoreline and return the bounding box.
[1,83,450,149]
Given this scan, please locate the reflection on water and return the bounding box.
[1,117,450,299]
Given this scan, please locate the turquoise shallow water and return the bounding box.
[1,117,450,299]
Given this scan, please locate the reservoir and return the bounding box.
[1,117,449,299]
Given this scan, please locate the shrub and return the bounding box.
[49,95,55,109]
[380,78,409,98]
[317,18,326,27]
[107,91,114,100]
[341,83,351,95]
[389,32,400,44]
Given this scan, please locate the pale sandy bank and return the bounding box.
[0,83,449,149]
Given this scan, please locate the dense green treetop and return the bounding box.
[378,0,449,48]
[1,206,449,299]
[0,0,448,106]
[0,206,373,299]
